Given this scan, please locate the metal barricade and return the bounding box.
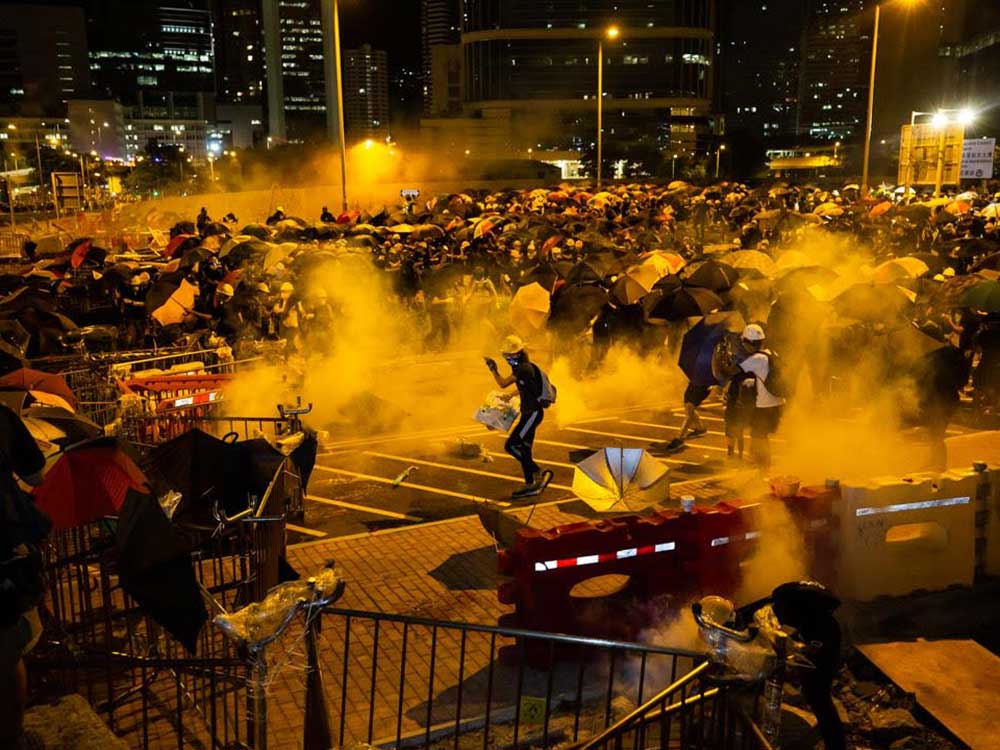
[259,606,743,750]
[0,229,29,257]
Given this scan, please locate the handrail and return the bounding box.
[572,660,711,749]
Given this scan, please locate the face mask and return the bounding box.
[504,354,523,368]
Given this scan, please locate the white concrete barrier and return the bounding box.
[837,471,978,600]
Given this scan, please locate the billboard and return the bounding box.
[51,172,84,214]
[898,123,965,186]
[961,138,996,180]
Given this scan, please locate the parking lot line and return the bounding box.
[621,419,727,437]
[312,464,509,506]
[305,493,422,521]
[286,523,327,538]
[363,451,574,491]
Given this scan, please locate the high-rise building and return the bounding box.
[261,0,333,143]
[421,0,460,114]
[343,45,389,140]
[88,1,216,120]
[0,3,89,116]
[938,0,1000,133]
[718,0,804,142]
[212,0,265,106]
[458,0,717,158]
[796,0,873,143]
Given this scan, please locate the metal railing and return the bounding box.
[260,606,745,750]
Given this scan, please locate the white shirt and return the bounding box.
[740,351,785,408]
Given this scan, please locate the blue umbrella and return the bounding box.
[678,311,745,387]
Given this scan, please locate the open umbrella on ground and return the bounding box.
[643,286,725,322]
[685,259,738,292]
[147,275,198,327]
[33,437,148,530]
[116,489,207,653]
[0,367,77,411]
[509,282,551,334]
[571,447,670,513]
[723,250,777,277]
[679,311,745,387]
[22,406,101,448]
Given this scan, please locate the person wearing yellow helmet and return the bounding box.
[485,335,555,497]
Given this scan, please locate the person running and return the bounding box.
[485,336,554,497]
[666,381,710,453]
[737,324,784,469]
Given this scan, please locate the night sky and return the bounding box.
[340,0,421,73]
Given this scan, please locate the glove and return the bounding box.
[484,357,498,373]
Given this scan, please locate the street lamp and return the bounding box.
[597,24,620,189]
[861,0,922,196]
[715,144,726,179]
[330,0,349,212]
[671,153,678,180]
[902,108,975,198]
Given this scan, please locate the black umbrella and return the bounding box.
[0,320,30,357]
[548,285,609,331]
[222,238,272,266]
[830,283,914,322]
[240,223,271,240]
[116,489,207,653]
[949,237,1000,260]
[643,286,725,322]
[179,246,216,269]
[685,259,738,291]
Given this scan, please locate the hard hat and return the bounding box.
[280,282,294,293]
[276,205,284,212]
[501,335,526,356]
[741,323,766,342]
[697,595,735,627]
[217,282,235,297]
[256,282,270,293]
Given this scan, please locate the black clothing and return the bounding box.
[513,362,543,413]
[506,408,544,483]
[0,405,44,507]
[320,208,335,223]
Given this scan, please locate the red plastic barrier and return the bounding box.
[498,502,756,641]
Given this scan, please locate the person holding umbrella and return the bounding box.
[484,336,555,498]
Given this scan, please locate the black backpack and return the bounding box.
[763,350,791,398]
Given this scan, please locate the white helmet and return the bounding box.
[741,324,766,342]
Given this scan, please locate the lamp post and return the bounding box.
[332,0,348,212]
[929,109,974,198]
[672,153,678,179]
[715,144,726,179]
[861,0,920,197]
[597,25,620,189]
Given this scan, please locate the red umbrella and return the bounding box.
[165,233,198,259]
[33,439,149,530]
[336,210,360,224]
[0,368,77,411]
[69,239,92,269]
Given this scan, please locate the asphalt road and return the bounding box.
[284,388,984,546]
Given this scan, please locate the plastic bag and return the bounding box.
[474,390,520,432]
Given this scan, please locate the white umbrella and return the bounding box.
[571,448,670,513]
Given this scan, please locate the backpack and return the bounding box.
[763,350,791,398]
[535,365,558,408]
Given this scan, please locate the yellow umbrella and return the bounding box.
[641,251,686,277]
[872,257,929,285]
[923,197,951,209]
[571,448,670,513]
[775,250,811,272]
[612,264,660,304]
[814,202,845,217]
[723,250,777,277]
[151,279,198,327]
[509,282,551,334]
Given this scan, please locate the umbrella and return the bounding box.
[264,242,297,270]
[518,262,567,291]
[164,234,200,259]
[116,490,207,654]
[643,286,725,322]
[33,438,149,530]
[723,250,777,277]
[872,257,929,284]
[869,202,893,218]
[641,251,686,277]
[565,256,618,286]
[148,277,198,327]
[0,368,77,411]
[571,448,670,513]
[679,311,745,387]
[509,282,551,334]
[22,406,102,448]
[549,285,609,331]
[685,259,738,291]
[178,245,215,270]
[146,429,287,525]
[774,251,811,272]
[611,264,660,305]
[813,202,844,217]
[830,283,914,322]
[959,279,1000,313]
[221,238,272,265]
[982,203,1000,219]
[0,320,30,357]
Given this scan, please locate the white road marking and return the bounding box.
[305,493,421,521]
